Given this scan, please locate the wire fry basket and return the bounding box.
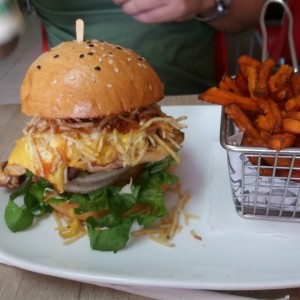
[220,0,300,221]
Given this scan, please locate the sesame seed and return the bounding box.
[52,79,57,85]
[37,65,41,69]
[53,54,59,58]
[91,76,96,82]
[68,74,76,80]
[149,85,152,91]
[98,57,103,63]
[79,54,84,58]
[108,59,113,65]
[87,52,93,56]
[116,46,122,50]
[102,53,107,57]
[137,63,143,67]
[107,83,112,88]
[127,57,132,62]
[114,67,119,73]
[88,44,94,47]
[95,66,101,71]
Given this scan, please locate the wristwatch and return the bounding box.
[195,0,232,22]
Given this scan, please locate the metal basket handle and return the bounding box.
[260,0,298,72]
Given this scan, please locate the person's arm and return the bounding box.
[201,0,265,33]
[113,0,265,33]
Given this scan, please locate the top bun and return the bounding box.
[20,40,164,119]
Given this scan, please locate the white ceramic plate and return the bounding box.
[1,105,300,290]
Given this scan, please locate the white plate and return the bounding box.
[1,105,300,290]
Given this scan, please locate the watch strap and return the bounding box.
[195,0,231,22]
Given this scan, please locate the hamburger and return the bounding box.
[0,40,186,251]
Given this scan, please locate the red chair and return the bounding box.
[214,31,230,81]
[41,23,49,52]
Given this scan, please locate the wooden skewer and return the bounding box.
[76,19,84,43]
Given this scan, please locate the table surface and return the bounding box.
[1,95,300,300]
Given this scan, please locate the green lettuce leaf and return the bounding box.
[5,156,179,252]
[5,200,34,232]
[5,172,52,232]
[87,217,134,252]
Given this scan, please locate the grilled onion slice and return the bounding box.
[64,164,145,193]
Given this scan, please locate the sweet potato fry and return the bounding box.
[242,137,275,176]
[294,136,300,147]
[283,119,300,134]
[285,111,300,120]
[236,56,261,98]
[244,135,300,178]
[220,74,243,95]
[268,64,293,93]
[245,64,259,99]
[219,81,231,92]
[200,87,260,112]
[255,98,282,134]
[291,72,300,96]
[253,58,276,98]
[275,169,300,182]
[285,95,300,112]
[263,155,300,169]
[225,104,266,145]
[267,98,283,132]
[268,133,296,151]
[269,83,292,102]
[237,55,260,78]
[248,156,274,176]
[250,155,300,181]
[234,71,249,96]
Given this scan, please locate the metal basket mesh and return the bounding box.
[220,108,300,221]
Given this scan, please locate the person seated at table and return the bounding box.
[0,0,264,95]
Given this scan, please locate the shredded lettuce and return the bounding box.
[4,156,178,251]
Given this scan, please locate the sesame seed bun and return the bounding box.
[20,40,164,119]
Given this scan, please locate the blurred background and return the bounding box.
[0,1,40,104]
[0,0,296,105]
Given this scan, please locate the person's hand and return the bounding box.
[113,0,213,23]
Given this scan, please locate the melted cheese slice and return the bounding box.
[7,129,147,193]
[8,137,65,192]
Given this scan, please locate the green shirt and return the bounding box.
[32,0,216,95]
